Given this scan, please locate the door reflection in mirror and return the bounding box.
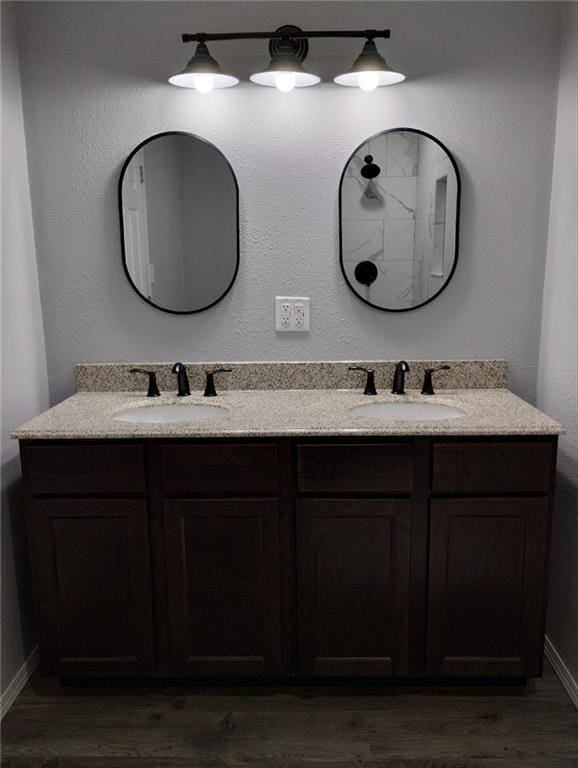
[120,132,239,314]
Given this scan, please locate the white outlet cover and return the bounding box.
[275,296,310,332]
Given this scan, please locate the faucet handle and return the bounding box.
[204,368,233,397]
[421,365,451,395]
[129,368,160,398]
[348,366,377,396]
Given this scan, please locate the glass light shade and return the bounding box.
[169,71,239,90]
[250,38,320,89]
[334,38,405,89]
[168,41,239,91]
[250,69,320,89]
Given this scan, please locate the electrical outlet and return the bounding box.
[280,301,292,328]
[275,297,310,332]
[293,301,308,330]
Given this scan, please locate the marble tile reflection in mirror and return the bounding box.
[340,129,460,312]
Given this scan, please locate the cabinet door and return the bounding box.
[297,499,411,676]
[427,498,550,677]
[164,499,281,677]
[28,499,154,677]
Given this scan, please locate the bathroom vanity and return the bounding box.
[14,362,563,683]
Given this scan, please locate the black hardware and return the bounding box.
[354,261,378,286]
[361,155,381,179]
[421,365,451,395]
[349,366,378,396]
[269,25,309,63]
[391,360,410,395]
[129,368,160,397]
[204,368,233,397]
[182,29,391,44]
[171,362,191,396]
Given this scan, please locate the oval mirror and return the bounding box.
[119,132,239,314]
[339,128,460,312]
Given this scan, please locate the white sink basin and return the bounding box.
[113,403,227,424]
[350,402,465,421]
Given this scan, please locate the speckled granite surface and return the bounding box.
[12,389,563,440]
[76,359,508,393]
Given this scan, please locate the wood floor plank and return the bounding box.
[2,663,577,767]
[3,760,578,768]
[2,756,576,768]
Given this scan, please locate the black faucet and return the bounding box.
[348,366,377,396]
[421,365,451,395]
[204,369,232,397]
[391,360,410,395]
[171,362,190,396]
[129,368,160,397]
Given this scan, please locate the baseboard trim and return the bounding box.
[0,646,39,719]
[545,635,578,709]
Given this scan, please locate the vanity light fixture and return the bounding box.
[249,32,320,91]
[168,41,239,92]
[334,37,405,90]
[169,26,404,93]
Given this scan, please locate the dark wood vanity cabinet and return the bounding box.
[295,442,414,677]
[26,497,155,678]
[164,498,282,677]
[427,497,550,677]
[297,498,411,676]
[20,436,557,682]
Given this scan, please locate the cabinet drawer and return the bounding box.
[161,443,278,493]
[432,441,554,493]
[24,444,146,495]
[297,443,414,493]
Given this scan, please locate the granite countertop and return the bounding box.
[12,388,564,440]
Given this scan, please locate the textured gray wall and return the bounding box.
[15,1,561,404]
[538,3,578,691]
[1,2,49,702]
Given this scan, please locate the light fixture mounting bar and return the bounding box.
[181,29,391,44]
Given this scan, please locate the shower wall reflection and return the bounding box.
[340,129,460,312]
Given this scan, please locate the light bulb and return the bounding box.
[275,72,296,93]
[358,71,379,92]
[193,74,215,94]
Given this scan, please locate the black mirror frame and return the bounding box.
[339,127,461,313]
[118,131,240,316]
